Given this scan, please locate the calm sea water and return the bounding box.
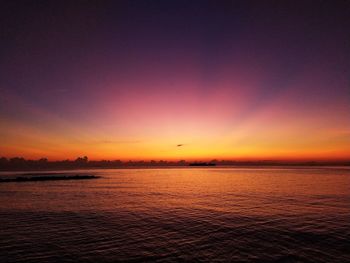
[0,167,349,262]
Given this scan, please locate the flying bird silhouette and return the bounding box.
[177,144,183,147]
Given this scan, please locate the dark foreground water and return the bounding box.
[0,167,349,262]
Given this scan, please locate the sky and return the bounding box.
[1,0,350,161]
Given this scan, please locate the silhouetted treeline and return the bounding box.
[0,156,349,171]
[0,156,188,170]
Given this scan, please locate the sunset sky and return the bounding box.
[1,1,349,161]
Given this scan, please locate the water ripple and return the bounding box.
[0,167,349,262]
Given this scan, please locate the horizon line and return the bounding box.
[1,156,350,163]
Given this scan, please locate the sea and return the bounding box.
[0,167,349,262]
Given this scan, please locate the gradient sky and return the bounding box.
[1,0,350,161]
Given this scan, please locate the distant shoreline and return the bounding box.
[1,164,349,172]
[2,157,349,171]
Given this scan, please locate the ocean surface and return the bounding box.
[0,167,349,262]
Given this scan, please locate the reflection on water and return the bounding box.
[0,167,349,262]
